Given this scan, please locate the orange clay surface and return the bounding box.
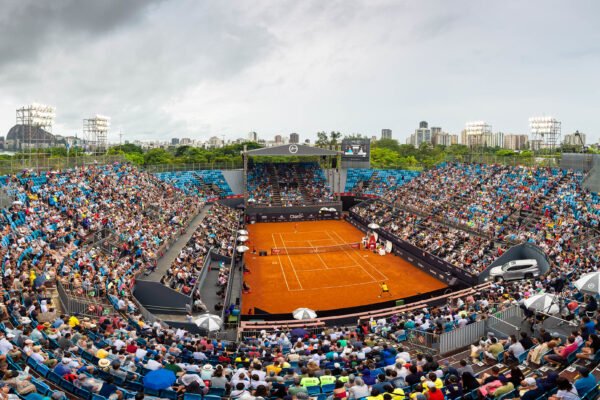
[241,220,446,314]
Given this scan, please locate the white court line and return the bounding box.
[280,230,336,236]
[283,238,334,243]
[301,264,360,271]
[271,233,290,291]
[308,240,330,270]
[279,232,304,290]
[328,230,388,282]
[288,280,380,291]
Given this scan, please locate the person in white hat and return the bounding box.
[200,363,214,380]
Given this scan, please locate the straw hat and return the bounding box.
[98,359,111,368]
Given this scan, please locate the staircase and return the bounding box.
[268,165,282,206]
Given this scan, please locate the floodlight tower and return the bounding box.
[529,116,561,151]
[16,103,56,151]
[83,115,110,154]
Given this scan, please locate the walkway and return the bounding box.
[198,258,227,313]
[145,204,211,282]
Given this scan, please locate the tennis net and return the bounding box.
[271,242,361,255]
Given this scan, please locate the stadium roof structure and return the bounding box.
[244,144,340,157]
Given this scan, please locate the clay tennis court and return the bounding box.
[242,220,447,315]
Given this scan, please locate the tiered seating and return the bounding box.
[161,203,241,294]
[155,170,233,198]
[247,162,333,206]
[345,169,419,197]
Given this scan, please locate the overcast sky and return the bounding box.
[0,0,599,144]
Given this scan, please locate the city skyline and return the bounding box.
[0,1,598,144]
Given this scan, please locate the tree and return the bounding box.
[108,144,143,154]
[315,131,329,147]
[329,131,342,146]
[374,138,400,153]
[144,148,172,165]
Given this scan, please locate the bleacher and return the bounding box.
[345,169,419,197]
[155,170,233,198]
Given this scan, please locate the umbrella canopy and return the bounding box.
[293,307,317,320]
[320,207,329,212]
[238,235,249,242]
[143,368,176,390]
[368,223,380,229]
[194,314,223,331]
[238,229,249,235]
[524,293,559,314]
[575,272,600,295]
[236,245,250,253]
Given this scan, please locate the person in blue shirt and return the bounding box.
[582,316,596,339]
[99,376,122,399]
[54,357,74,376]
[574,367,597,396]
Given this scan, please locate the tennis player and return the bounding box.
[378,282,391,298]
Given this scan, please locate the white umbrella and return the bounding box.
[194,314,223,331]
[238,229,249,235]
[368,223,380,229]
[320,207,329,212]
[524,293,559,315]
[575,272,600,295]
[328,208,337,212]
[292,308,317,320]
[236,245,250,253]
[238,235,249,242]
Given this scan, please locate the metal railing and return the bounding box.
[145,162,242,173]
[56,280,115,318]
[405,329,439,354]
[0,155,127,175]
[439,319,486,355]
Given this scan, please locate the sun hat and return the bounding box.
[98,358,111,368]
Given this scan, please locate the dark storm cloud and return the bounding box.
[0,0,160,67]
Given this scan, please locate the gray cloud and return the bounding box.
[0,0,598,143]
[0,0,160,67]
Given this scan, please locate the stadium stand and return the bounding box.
[155,170,233,198]
[345,169,419,197]
[0,161,597,399]
[247,163,334,206]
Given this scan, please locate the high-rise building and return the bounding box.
[274,135,283,144]
[410,121,432,146]
[171,138,180,145]
[432,131,453,146]
[493,132,504,148]
[464,121,493,148]
[247,131,258,142]
[381,129,392,139]
[503,134,529,150]
[563,131,586,147]
[529,116,561,150]
[289,133,299,143]
[180,138,192,145]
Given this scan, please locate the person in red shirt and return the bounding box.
[544,336,578,366]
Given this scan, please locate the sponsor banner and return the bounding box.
[249,211,340,223]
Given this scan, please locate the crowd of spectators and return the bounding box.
[0,161,596,400]
[355,162,600,276]
[161,203,241,294]
[247,163,333,207]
